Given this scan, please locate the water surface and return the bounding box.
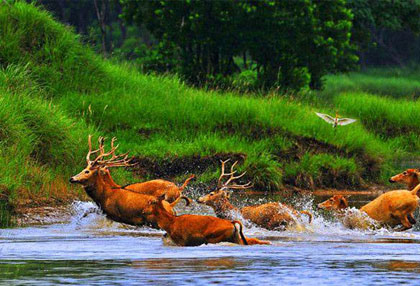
[1,195,420,285]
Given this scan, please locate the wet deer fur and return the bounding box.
[151,195,270,246]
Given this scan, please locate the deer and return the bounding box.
[122,174,195,204]
[197,160,313,231]
[316,195,377,230]
[318,184,420,231]
[389,169,420,196]
[151,194,271,246]
[69,135,190,229]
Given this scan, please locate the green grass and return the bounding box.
[320,68,420,100]
[1,1,420,216]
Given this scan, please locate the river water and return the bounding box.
[1,194,420,285]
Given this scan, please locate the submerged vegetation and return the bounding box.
[0,1,420,220]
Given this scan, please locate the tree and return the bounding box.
[122,0,356,91]
[237,0,356,90]
[121,0,244,84]
[348,0,420,67]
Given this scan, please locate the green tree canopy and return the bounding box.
[121,0,356,91]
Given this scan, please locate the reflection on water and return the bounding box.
[0,200,13,228]
[131,257,247,271]
[379,260,420,273]
[1,196,420,285]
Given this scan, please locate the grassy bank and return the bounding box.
[1,2,420,222]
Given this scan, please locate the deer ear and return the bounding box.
[158,194,166,201]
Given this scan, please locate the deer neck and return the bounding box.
[213,198,239,219]
[84,172,119,207]
[101,171,121,189]
[154,203,175,231]
[408,177,420,191]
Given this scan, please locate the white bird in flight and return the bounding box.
[315,112,356,128]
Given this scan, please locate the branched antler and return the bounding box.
[86,135,135,168]
[217,159,252,190]
[86,135,100,164]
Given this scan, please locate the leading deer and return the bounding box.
[69,135,189,228]
[197,160,313,231]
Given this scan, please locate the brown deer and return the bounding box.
[317,195,376,230]
[69,135,189,229]
[123,174,195,204]
[389,169,420,196]
[197,160,313,231]
[318,185,420,231]
[317,195,349,211]
[151,194,270,246]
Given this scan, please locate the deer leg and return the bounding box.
[407,213,416,225]
[395,215,412,231]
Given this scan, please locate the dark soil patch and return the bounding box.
[131,153,246,179]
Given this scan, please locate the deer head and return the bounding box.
[69,135,134,186]
[197,159,252,207]
[317,195,349,211]
[389,169,420,188]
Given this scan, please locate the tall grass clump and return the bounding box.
[283,153,361,189]
[0,65,104,205]
[321,68,420,100]
[0,2,107,96]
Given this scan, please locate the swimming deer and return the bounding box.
[123,174,195,204]
[389,169,420,196]
[69,135,188,228]
[317,195,377,229]
[197,160,313,231]
[151,194,270,246]
[318,185,420,231]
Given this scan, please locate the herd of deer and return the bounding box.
[69,136,420,246]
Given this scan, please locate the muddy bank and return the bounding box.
[7,196,82,227]
[13,205,71,226]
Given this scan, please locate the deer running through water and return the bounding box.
[69,135,188,228]
[151,194,270,246]
[198,159,312,231]
[318,184,420,231]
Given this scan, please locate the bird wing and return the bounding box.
[337,118,356,126]
[315,112,335,124]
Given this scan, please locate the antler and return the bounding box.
[217,159,252,190]
[86,135,100,164]
[86,135,135,168]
